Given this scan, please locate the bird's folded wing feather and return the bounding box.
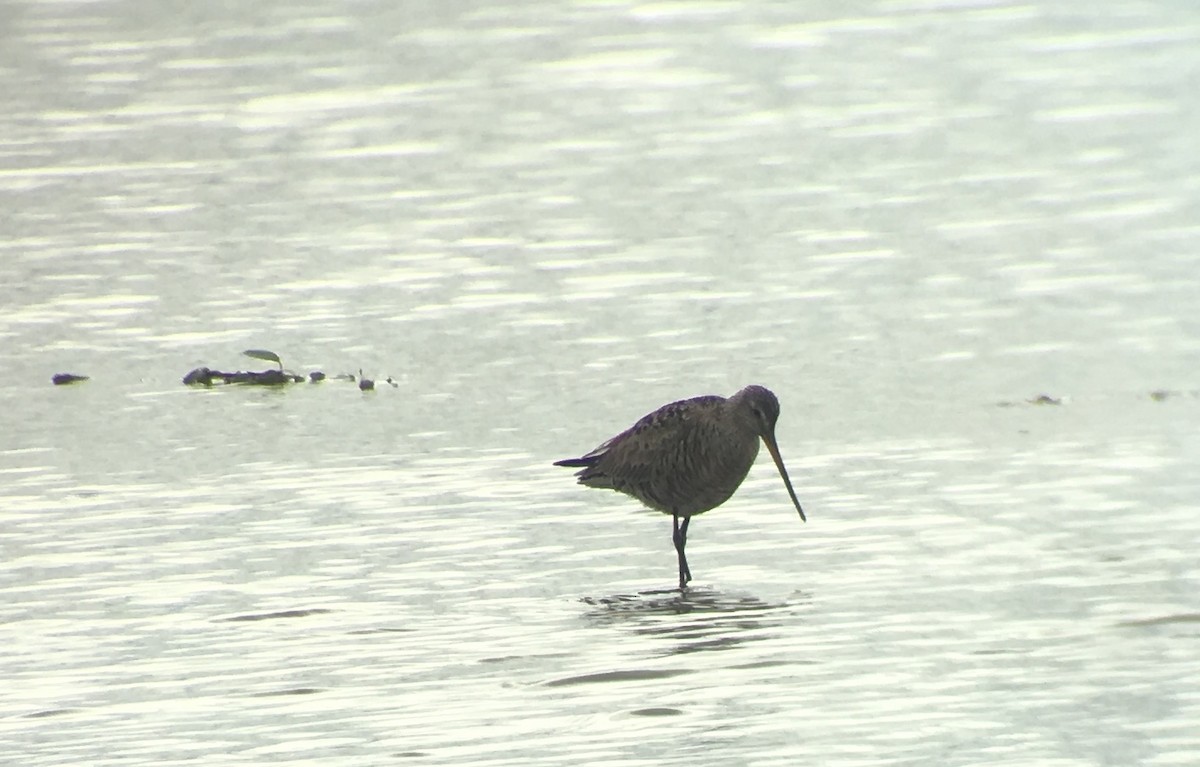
[577,396,722,489]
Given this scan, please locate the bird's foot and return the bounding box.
[678,570,692,591]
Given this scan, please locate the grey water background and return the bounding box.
[2,0,1199,764]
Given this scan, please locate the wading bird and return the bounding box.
[555,385,806,590]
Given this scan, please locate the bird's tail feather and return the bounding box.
[553,455,598,468]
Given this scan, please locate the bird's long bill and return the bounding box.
[763,431,806,522]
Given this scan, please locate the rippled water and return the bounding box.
[3,1,1199,765]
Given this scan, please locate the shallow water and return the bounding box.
[2,1,1199,765]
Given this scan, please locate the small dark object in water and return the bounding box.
[1149,389,1170,402]
[232,369,299,386]
[182,367,302,386]
[309,371,326,383]
[358,369,375,391]
[1028,394,1062,405]
[182,367,215,386]
[52,373,89,385]
[385,377,399,388]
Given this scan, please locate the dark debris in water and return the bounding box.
[629,707,684,717]
[22,345,406,389]
[996,393,1064,407]
[995,389,1193,407]
[183,367,303,386]
[181,360,397,389]
[1028,394,1062,405]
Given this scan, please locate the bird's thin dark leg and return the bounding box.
[672,514,692,590]
[680,516,692,585]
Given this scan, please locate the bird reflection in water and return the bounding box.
[581,587,808,656]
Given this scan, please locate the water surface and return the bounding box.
[2,1,1198,765]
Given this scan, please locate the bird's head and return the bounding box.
[733,384,805,522]
[737,384,781,437]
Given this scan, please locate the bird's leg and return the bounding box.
[672,514,692,590]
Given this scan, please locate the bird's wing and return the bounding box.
[575,395,724,491]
